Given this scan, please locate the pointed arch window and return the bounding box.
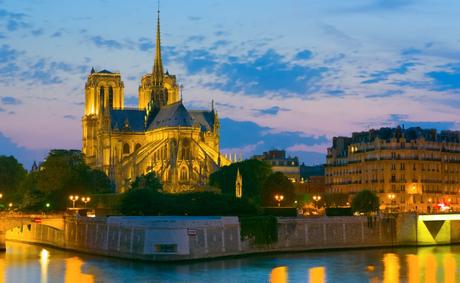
[180,167,188,181]
[108,87,114,108]
[123,143,130,155]
[99,86,105,110]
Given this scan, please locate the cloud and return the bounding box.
[362,62,416,84]
[294,50,313,60]
[187,35,205,43]
[386,114,455,130]
[63,115,77,120]
[179,48,328,96]
[254,106,288,116]
[0,8,30,32]
[0,46,87,85]
[89,35,125,50]
[426,63,460,91]
[220,118,328,164]
[1,96,22,105]
[30,28,43,37]
[51,31,62,38]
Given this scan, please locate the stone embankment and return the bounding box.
[5,214,460,261]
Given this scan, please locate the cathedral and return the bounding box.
[81,11,230,193]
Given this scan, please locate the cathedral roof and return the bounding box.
[189,110,215,132]
[98,69,114,74]
[110,109,146,132]
[147,101,193,129]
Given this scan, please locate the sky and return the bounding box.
[1,0,460,168]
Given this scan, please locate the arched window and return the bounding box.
[180,167,188,181]
[99,86,105,110]
[123,143,130,155]
[135,143,141,151]
[108,87,114,109]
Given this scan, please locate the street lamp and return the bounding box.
[0,193,3,199]
[8,202,13,210]
[274,194,284,207]
[313,195,321,209]
[81,197,91,209]
[69,195,79,208]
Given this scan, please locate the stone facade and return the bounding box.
[326,126,460,212]
[82,12,229,192]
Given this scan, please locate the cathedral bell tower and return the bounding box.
[138,8,180,111]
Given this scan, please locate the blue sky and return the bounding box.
[1,0,460,168]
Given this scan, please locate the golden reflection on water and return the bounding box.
[0,258,4,283]
[383,253,400,283]
[269,250,458,283]
[64,257,95,283]
[443,253,456,283]
[406,254,419,283]
[308,266,325,283]
[39,249,49,283]
[269,266,287,283]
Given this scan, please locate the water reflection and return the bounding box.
[269,248,459,283]
[0,242,459,282]
[39,249,49,283]
[308,267,325,283]
[64,257,95,283]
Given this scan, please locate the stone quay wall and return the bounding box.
[4,214,457,261]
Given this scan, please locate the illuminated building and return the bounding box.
[81,10,229,192]
[253,149,300,182]
[325,126,460,212]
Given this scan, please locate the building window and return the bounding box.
[135,143,141,151]
[108,87,114,108]
[180,167,188,181]
[123,143,130,154]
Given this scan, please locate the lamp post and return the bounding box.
[81,197,91,209]
[69,195,79,209]
[313,195,321,209]
[274,194,284,207]
[388,193,396,213]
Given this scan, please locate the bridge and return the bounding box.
[0,213,64,251]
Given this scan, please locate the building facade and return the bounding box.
[325,127,460,212]
[82,11,229,193]
[253,149,301,182]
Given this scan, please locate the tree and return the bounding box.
[209,159,272,204]
[19,150,113,211]
[0,155,27,202]
[261,172,295,207]
[351,190,379,214]
[130,172,162,191]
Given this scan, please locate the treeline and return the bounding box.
[0,150,113,211]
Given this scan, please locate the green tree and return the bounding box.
[130,172,162,191]
[209,159,272,204]
[351,190,379,214]
[0,155,27,202]
[261,172,295,207]
[19,150,113,211]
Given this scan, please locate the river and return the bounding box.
[0,241,458,282]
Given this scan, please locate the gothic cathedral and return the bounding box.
[81,11,230,193]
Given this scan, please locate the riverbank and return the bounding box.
[5,214,460,261]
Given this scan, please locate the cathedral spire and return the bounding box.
[152,5,164,86]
